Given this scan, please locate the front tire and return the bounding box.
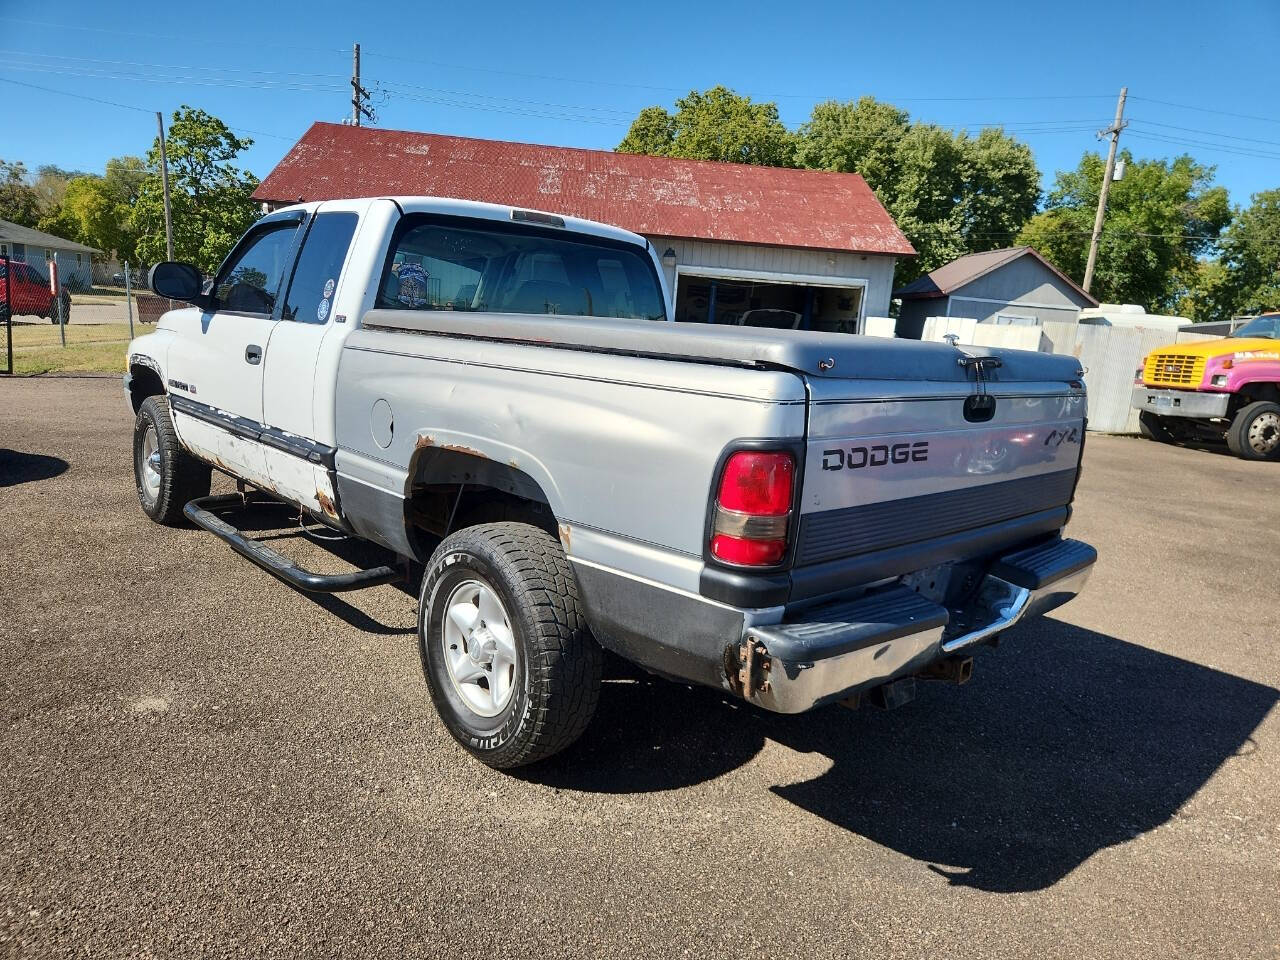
[1138,410,1177,444]
[133,395,212,524]
[418,522,602,769]
[1227,401,1280,461]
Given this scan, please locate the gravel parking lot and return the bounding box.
[2,377,1278,959]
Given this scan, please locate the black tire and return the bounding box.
[1226,401,1280,461]
[59,291,71,324]
[132,395,212,525]
[418,522,602,769]
[1138,411,1176,444]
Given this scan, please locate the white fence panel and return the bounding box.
[863,316,897,339]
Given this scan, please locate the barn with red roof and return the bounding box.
[254,122,914,331]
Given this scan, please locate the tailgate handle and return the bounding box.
[963,394,997,423]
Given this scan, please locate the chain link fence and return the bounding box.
[0,251,170,374]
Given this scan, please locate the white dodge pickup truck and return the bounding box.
[125,196,1096,768]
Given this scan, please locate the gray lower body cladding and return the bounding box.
[571,560,746,690]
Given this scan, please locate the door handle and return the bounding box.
[245,344,262,365]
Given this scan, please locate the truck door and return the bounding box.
[260,206,362,519]
[164,211,304,489]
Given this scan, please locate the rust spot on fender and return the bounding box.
[441,443,487,458]
[558,523,571,551]
[507,458,520,470]
[414,434,488,460]
[316,489,338,519]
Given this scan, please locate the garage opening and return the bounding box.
[673,275,864,334]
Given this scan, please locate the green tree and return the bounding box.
[39,174,140,262]
[30,165,88,218]
[1018,150,1229,313]
[796,96,910,197]
[797,97,1040,279]
[617,86,795,167]
[0,160,41,227]
[133,107,260,273]
[1206,189,1280,318]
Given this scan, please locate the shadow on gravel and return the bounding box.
[0,448,70,487]
[197,499,418,635]
[527,618,1278,894]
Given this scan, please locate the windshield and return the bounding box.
[1229,314,1280,340]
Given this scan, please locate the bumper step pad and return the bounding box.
[184,494,402,594]
[751,585,947,663]
[991,537,1098,590]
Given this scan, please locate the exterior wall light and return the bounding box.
[662,248,677,268]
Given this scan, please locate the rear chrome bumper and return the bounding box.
[1131,386,1230,419]
[742,537,1096,714]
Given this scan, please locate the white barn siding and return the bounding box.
[645,235,897,323]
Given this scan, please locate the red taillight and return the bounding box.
[717,451,794,515]
[711,534,787,566]
[710,451,795,567]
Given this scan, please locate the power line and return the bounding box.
[1130,119,1280,149]
[0,61,347,94]
[1125,131,1280,163]
[0,75,296,141]
[4,17,346,57]
[0,49,348,82]
[0,75,152,113]
[1129,95,1280,128]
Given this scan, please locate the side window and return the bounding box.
[282,213,359,324]
[378,216,666,321]
[214,221,300,315]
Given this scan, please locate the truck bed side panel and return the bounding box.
[334,327,806,590]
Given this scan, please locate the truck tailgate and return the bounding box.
[793,378,1086,597]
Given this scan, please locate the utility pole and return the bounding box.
[351,43,373,126]
[156,111,174,262]
[1083,86,1128,295]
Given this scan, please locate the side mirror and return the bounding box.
[149,261,209,307]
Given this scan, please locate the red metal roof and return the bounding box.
[254,122,915,257]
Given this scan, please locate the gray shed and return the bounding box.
[894,246,1098,339]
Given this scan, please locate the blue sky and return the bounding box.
[4,0,1280,209]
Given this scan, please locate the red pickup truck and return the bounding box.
[0,260,72,323]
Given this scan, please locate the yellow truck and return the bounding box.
[1132,313,1280,461]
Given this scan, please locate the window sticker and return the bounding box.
[317,298,330,322]
[323,277,335,299]
[396,263,431,307]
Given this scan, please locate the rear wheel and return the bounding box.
[418,522,602,769]
[133,395,212,524]
[1227,401,1280,461]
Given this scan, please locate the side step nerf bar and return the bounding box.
[184,494,403,593]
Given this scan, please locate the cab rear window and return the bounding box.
[378,214,665,322]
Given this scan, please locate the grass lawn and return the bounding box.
[71,287,131,304]
[5,322,131,376]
